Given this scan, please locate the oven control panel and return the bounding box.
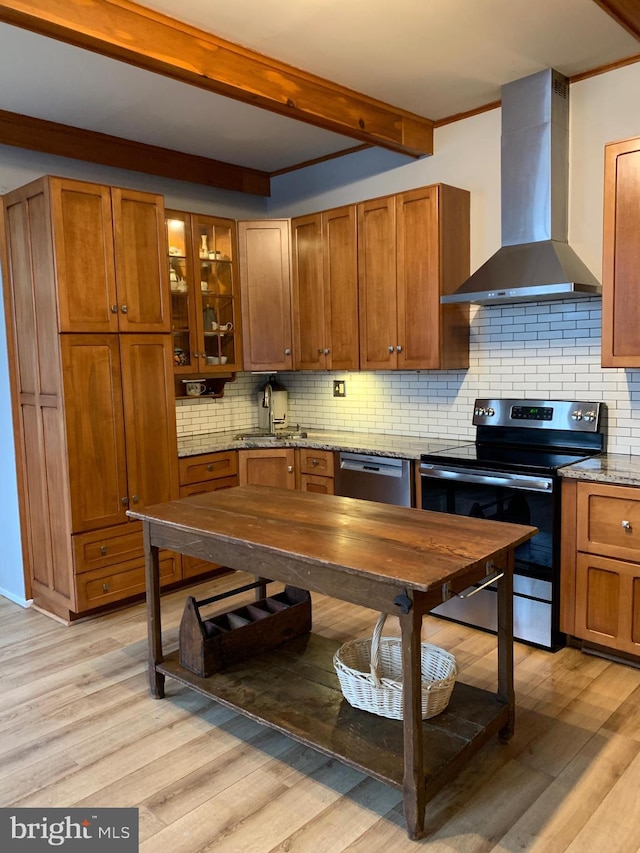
[472,398,603,431]
[511,405,553,421]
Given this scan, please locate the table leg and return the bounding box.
[400,602,426,840]
[497,550,515,741]
[143,521,165,699]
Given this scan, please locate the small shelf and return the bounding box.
[174,373,236,400]
[158,635,508,790]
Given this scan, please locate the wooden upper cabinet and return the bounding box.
[238,219,293,371]
[50,178,169,333]
[111,187,171,333]
[358,195,397,369]
[292,213,325,370]
[602,136,640,367]
[166,210,243,378]
[291,206,359,371]
[359,185,470,371]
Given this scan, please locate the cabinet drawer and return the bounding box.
[76,552,180,611]
[298,448,335,477]
[179,475,238,499]
[178,451,238,486]
[299,473,335,495]
[577,482,640,561]
[72,523,143,573]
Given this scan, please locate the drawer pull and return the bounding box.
[622,519,632,530]
[207,464,214,471]
[311,458,319,467]
[100,546,108,556]
[102,582,110,592]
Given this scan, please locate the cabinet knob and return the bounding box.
[396,345,403,353]
[324,348,330,355]
[317,348,323,355]
[207,464,214,471]
[131,495,139,504]
[311,458,319,467]
[121,305,128,314]
[388,345,394,353]
[285,348,292,356]
[287,465,294,473]
[100,546,108,556]
[102,582,110,592]
[622,519,632,530]
[110,305,118,314]
[121,496,129,507]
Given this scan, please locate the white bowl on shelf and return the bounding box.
[206,355,228,365]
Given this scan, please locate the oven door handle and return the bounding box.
[420,464,553,493]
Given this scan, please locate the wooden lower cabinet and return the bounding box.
[574,553,640,654]
[562,479,640,659]
[238,447,336,494]
[178,450,238,579]
[238,448,297,489]
[76,552,180,611]
[298,448,335,495]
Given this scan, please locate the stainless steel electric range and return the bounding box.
[420,399,606,650]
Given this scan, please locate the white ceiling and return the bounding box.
[0,0,638,175]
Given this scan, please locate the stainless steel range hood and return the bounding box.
[442,68,601,306]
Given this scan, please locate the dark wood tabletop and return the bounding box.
[129,484,536,593]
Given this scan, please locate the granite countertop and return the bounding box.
[179,430,640,485]
[559,452,640,487]
[177,429,472,460]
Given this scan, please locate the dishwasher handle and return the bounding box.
[339,453,406,478]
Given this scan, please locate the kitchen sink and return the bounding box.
[234,430,308,441]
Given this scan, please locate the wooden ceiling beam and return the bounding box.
[0,109,271,195]
[0,0,434,158]
[592,0,640,40]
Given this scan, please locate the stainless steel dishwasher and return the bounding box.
[334,452,412,507]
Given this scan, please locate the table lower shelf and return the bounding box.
[157,632,509,793]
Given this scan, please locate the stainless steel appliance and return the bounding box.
[335,452,412,507]
[441,68,601,305]
[420,399,605,650]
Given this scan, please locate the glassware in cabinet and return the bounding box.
[166,212,197,372]
[194,215,240,371]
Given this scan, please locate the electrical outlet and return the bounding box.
[333,380,346,398]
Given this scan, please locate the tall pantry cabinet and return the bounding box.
[2,176,180,620]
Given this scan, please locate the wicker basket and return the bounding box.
[333,613,457,720]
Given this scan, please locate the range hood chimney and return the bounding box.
[442,68,601,305]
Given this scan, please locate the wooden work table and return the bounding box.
[129,485,536,840]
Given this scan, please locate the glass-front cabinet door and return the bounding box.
[165,210,241,380]
[194,214,240,371]
[166,211,196,373]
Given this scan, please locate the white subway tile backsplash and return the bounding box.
[175,298,640,454]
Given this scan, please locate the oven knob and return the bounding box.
[474,406,485,416]
[583,410,597,422]
[486,407,495,417]
[571,410,583,421]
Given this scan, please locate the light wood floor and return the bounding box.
[2,573,640,852]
